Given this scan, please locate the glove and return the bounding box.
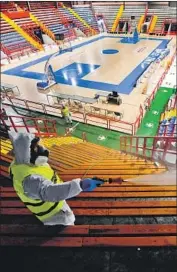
[80,178,104,192]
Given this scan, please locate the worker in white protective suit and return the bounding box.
[9,133,104,226]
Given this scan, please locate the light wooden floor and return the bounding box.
[1,34,176,125]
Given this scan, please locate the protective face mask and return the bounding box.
[35,156,48,166]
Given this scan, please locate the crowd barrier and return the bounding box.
[0,110,57,137]
[120,135,176,162]
[3,96,144,135]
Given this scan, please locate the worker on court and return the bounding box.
[9,132,104,226]
[61,104,72,125]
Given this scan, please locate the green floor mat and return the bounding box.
[134,87,174,155]
[136,87,174,137]
[20,107,128,150]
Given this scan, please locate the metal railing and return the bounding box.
[162,94,177,114]
[158,123,177,137]
[4,96,144,135]
[0,41,38,60]
[146,52,176,109]
[120,135,177,162]
[1,83,20,97]
[21,23,43,44]
[0,112,57,137]
[158,19,177,36]
[0,42,11,57]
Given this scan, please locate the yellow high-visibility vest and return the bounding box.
[61,107,70,116]
[10,162,64,221]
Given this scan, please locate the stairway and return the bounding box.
[148,15,158,34]
[72,5,99,32]
[0,138,12,155]
[121,3,146,30]
[0,16,38,58]
[1,134,176,271]
[92,2,122,32]
[41,136,82,149]
[30,3,70,39]
[0,12,43,51]
[1,136,166,179]
[111,4,124,32]
[29,13,56,43]
[148,4,176,33]
[137,14,145,32]
[61,3,97,36]
[160,109,177,122]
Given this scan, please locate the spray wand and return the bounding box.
[92,176,126,185]
[64,123,126,185]
[64,122,80,136]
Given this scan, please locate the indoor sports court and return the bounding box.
[1,1,177,271]
[1,33,175,131]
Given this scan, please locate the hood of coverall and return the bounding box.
[9,132,49,165]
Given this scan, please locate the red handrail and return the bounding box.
[160,94,177,124]
[0,41,38,60]
[120,135,176,162]
[161,19,177,36]
[158,123,177,137]
[169,95,177,110]
[20,23,42,44]
[0,113,57,137]
[144,4,148,23]
[133,104,144,135]
[4,95,144,135]
[153,19,177,36]
[146,51,176,109]
[0,42,11,57]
